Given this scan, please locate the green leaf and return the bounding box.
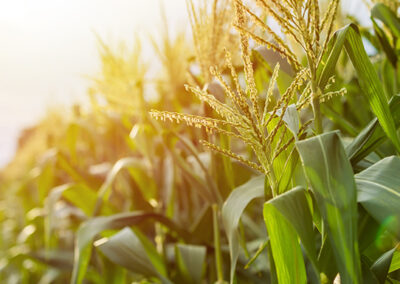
[95,227,171,283]
[358,208,381,252]
[361,256,380,284]
[344,24,400,151]
[45,183,115,250]
[321,104,358,136]
[264,201,307,284]
[317,24,400,152]
[346,95,400,164]
[264,187,319,283]
[71,212,188,284]
[266,240,278,283]
[346,115,380,165]
[316,27,347,89]
[266,115,299,194]
[221,175,264,283]
[371,3,400,38]
[93,157,142,216]
[175,244,206,284]
[381,59,397,98]
[166,142,216,203]
[372,18,397,68]
[318,239,339,282]
[281,104,300,138]
[296,131,361,283]
[189,205,213,243]
[389,249,400,273]
[355,156,400,237]
[370,246,397,284]
[27,249,73,270]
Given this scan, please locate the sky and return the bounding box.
[0,0,369,167]
[0,0,188,166]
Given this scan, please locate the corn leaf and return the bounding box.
[221,175,264,283]
[355,156,400,237]
[45,183,113,249]
[92,157,142,216]
[371,3,400,38]
[317,24,400,152]
[390,250,400,273]
[263,187,319,283]
[95,227,171,283]
[71,212,188,284]
[372,19,397,68]
[296,131,361,283]
[346,95,400,164]
[263,203,307,284]
[370,246,398,284]
[175,244,206,284]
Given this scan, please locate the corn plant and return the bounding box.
[2,0,400,284]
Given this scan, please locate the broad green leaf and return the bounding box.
[346,116,380,164]
[71,211,188,284]
[221,175,264,283]
[361,256,380,284]
[266,115,299,194]
[95,227,171,283]
[371,3,400,38]
[389,249,400,273]
[296,131,361,283]
[316,25,348,89]
[355,156,400,237]
[318,239,339,282]
[317,24,400,152]
[264,202,307,284]
[266,240,278,283]
[175,244,206,284]
[347,95,400,164]
[344,24,400,151]
[370,246,397,283]
[264,187,319,283]
[134,228,169,278]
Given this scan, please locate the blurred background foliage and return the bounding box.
[1,0,400,283]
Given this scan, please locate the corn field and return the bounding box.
[2,0,400,283]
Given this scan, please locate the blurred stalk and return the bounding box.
[212,204,224,283]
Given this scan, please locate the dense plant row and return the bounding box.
[2,0,400,283]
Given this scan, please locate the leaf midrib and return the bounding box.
[356,177,400,198]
